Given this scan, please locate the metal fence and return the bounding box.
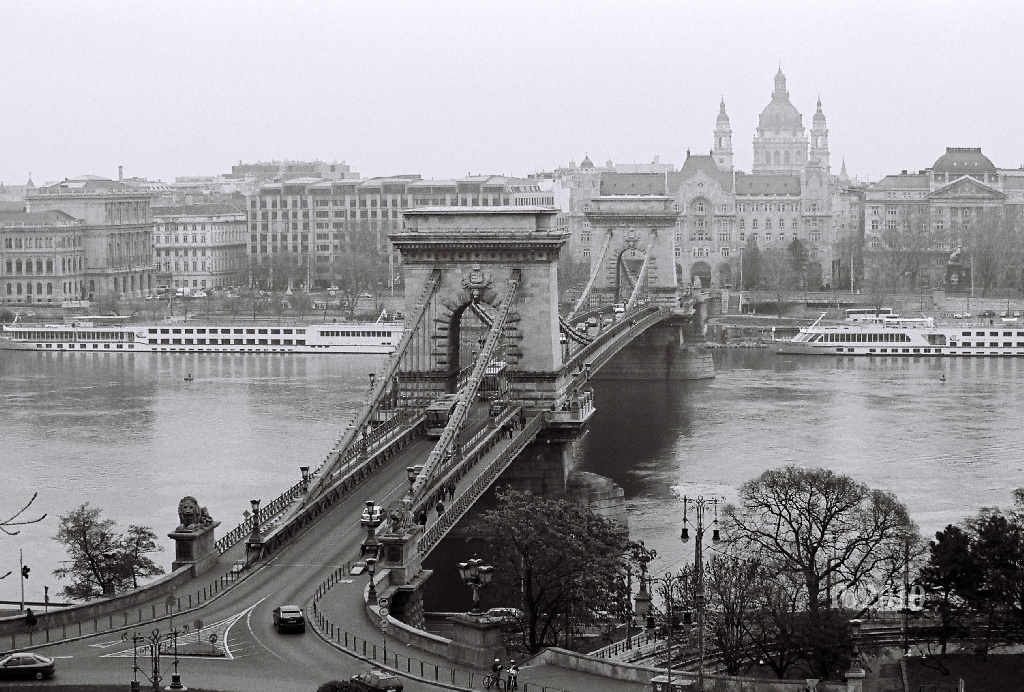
[309,565,573,692]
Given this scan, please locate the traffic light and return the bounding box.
[21,565,30,579]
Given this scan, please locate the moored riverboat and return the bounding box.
[0,318,403,354]
[770,313,1024,356]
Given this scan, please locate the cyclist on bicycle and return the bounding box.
[485,658,503,689]
[507,659,519,689]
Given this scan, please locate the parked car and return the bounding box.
[350,669,403,692]
[953,312,972,319]
[979,310,997,318]
[0,652,56,680]
[272,605,306,633]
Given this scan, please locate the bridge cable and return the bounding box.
[624,243,655,312]
[301,269,442,505]
[409,270,522,505]
[567,231,612,322]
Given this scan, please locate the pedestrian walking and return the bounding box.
[436,499,445,515]
[417,509,427,527]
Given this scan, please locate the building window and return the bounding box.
[752,219,759,229]
[721,247,730,258]
[582,247,590,259]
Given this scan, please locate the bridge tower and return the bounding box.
[390,207,571,410]
[582,195,681,308]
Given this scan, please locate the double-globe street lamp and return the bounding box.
[457,557,494,615]
[679,495,721,692]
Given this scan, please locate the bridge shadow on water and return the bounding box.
[578,378,712,500]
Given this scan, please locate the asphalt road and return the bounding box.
[18,436,436,691]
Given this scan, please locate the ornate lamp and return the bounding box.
[457,557,494,615]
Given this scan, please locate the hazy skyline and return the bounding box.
[2,1,1023,187]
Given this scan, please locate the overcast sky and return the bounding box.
[2,1,1022,187]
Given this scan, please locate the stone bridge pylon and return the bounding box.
[582,195,681,309]
[389,207,572,410]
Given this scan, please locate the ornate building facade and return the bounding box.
[569,69,852,292]
[862,147,1024,292]
[22,177,156,301]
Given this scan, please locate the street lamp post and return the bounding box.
[457,557,494,615]
[680,495,721,692]
[366,556,378,602]
[648,570,687,691]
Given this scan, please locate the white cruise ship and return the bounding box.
[770,314,1024,357]
[0,319,403,355]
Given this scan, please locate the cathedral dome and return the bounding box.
[758,70,803,131]
[580,155,594,169]
[932,147,995,175]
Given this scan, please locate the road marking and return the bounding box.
[89,639,125,649]
[244,597,284,661]
[100,598,267,662]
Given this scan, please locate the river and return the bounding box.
[2,348,1022,602]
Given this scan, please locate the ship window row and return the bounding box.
[149,338,305,346]
[958,342,1024,348]
[10,330,131,342]
[37,343,134,350]
[319,330,390,338]
[815,333,911,343]
[962,331,1024,337]
[148,327,297,335]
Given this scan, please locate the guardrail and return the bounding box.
[417,412,544,556]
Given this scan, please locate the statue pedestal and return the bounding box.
[448,613,506,668]
[168,521,221,577]
[378,527,423,586]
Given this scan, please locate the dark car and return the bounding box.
[350,669,403,692]
[0,652,56,680]
[979,310,997,318]
[273,605,306,633]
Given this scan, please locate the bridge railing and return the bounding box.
[563,304,663,375]
[412,405,523,515]
[417,411,544,555]
[213,408,423,555]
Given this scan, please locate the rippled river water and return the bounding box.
[2,348,1022,601]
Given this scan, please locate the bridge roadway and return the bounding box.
[19,414,648,692]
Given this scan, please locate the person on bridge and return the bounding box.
[491,658,503,685]
[417,509,428,526]
[436,500,445,515]
[507,659,519,689]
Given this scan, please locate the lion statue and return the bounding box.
[177,496,213,531]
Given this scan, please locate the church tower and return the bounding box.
[712,98,734,172]
[809,97,830,173]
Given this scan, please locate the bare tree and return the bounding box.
[758,247,794,318]
[724,466,919,614]
[2,493,46,537]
